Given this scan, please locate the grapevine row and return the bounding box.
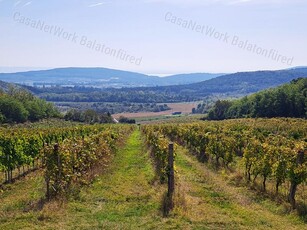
[0,124,128,183]
[146,118,307,209]
[43,125,133,198]
[142,125,174,183]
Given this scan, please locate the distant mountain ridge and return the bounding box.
[0,67,223,88]
[26,67,307,103]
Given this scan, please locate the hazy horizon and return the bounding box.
[0,65,305,77]
[1,0,306,74]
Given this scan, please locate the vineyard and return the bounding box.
[143,118,307,210]
[0,123,133,198]
[0,118,307,229]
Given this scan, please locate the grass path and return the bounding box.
[56,129,180,229]
[0,170,46,230]
[173,145,306,230]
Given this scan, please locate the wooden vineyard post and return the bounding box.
[168,143,175,209]
[46,143,59,200]
[288,150,305,209]
[55,143,61,197]
[46,177,50,200]
[7,154,12,183]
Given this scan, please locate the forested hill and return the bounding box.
[192,68,307,94]
[30,68,307,103]
[207,78,307,120]
[0,80,23,92]
[135,68,307,96]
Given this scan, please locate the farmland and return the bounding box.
[113,102,199,120]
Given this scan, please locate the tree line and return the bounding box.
[64,109,114,124]
[206,78,307,120]
[0,87,60,123]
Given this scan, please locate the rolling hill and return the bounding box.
[0,67,223,88]
[167,68,307,96]
[114,68,307,98]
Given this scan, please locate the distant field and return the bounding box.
[112,102,199,119]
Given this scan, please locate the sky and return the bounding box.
[0,0,306,75]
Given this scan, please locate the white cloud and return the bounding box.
[23,1,32,7]
[14,1,22,7]
[88,2,107,7]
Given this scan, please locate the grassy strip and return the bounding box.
[173,144,305,229]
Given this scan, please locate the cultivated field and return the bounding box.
[112,102,199,119]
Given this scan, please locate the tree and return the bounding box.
[208,100,232,120]
[0,95,29,123]
[118,116,136,124]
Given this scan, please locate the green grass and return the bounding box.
[61,130,165,229]
[0,170,48,230]
[135,115,177,123]
[173,145,306,229]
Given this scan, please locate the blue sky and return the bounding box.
[0,0,306,74]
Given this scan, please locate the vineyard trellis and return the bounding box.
[0,124,134,198]
[142,126,176,214]
[144,118,307,209]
